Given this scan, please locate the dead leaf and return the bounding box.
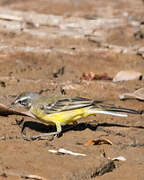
[21,174,47,180]
[113,70,143,82]
[1,171,47,180]
[84,138,113,146]
[80,72,112,81]
[0,103,35,118]
[48,148,86,156]
[112,156,126,161]
[137,47,144,59]
[80,72,95,81]
[93,73,113,80]
[120,87,144,101]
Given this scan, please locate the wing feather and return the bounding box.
[42,97,102,114]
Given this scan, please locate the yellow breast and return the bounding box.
[30,106,88,125]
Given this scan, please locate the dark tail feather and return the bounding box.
[105,107,141,114]
[92,101,141,115]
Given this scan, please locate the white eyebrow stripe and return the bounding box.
[17,97,30,102]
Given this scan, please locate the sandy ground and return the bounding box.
[0,0,144,179]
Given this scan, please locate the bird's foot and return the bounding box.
[22,132,62,141]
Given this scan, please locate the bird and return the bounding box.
[11,91,140,140]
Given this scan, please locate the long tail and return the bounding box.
[89,102,140,117]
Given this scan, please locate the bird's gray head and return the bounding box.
[11,92,40,109]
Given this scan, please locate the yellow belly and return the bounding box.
[30,106,90,125]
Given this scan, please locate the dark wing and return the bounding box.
[41,97,102,114]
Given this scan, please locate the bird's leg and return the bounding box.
[14,117,28,137]
[22,122,62,141]
[60,121,78,134]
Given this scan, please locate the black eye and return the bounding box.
[19,99,28,106]
[18,100,22,104]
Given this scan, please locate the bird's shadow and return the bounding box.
[19,119,144,136]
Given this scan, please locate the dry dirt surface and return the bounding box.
[0,0,144,179]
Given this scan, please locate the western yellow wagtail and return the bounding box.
[11,92,139,140]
